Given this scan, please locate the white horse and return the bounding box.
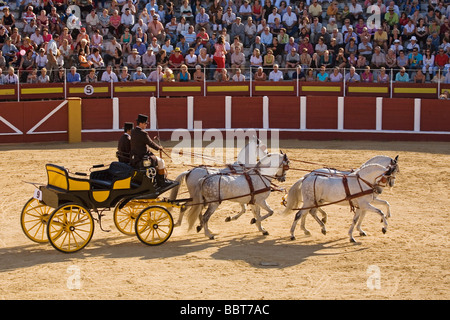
[287,163,397,243]
[186,152,290,239]
[282,155,399,229]
[169,136,268,227]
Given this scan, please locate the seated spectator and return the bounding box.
[268,64,283,81]
[291,65,305,81]
[142,47,156,71]
[168,47,185,71]
[53,67,65,83]
[37,67,50,83]
[395,67,410,82]
[67,66,81,83]
[192,65,205,82]
[89,48,104,68]
[285,47,300,69]
[177,64,191,82]
[118,66,131,82]
[85,68,98,83]
[232,68,245,81]
[148,13,165,43]
[133,37,147,56]
[254,66,267,81]
[132,67,147,82]
[26,68,38,83]
[316,66,329,82]
[231,45,245,74]
[127,48,142,69]
[329,66,343,82]
[360,66,373,83]
[214,68,230,81]
[120,28,132,55]
[377,67,389,83]
[345,66,360,83]
[162,67,175,82]
[101,65,119,82]
[413,69,426,83]
[148,65,163,82]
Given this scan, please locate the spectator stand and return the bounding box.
[0,0,449,100]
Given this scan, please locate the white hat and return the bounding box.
[410,36,417,41]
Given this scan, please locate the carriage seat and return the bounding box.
[89,162,137,190]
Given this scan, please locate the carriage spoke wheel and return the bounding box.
[20,198,53,243]
[113,199,148,236]
[135,206,173,246]
[47,204,94,253]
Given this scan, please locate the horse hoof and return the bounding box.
[209,236,215,240]
[290,236,296,241]
[350,237,356,243]
[360,231,367,236]
[262,231,269,236]
[196,226,202,233]
[321,229,326,235]
[225,217,231,222]
[382,227,387,234]
[304,231,311,236]
[250,218,256,224]
[322,218,327,224]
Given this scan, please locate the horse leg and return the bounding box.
[290,209,309,240]
[251,205,269,236]
[300,208,311,236]
[225,204,246,222]
[363,203,388,234]
[310,208,327,235]
[174,206,187,227]
[198,203,220,240]
[254,199,274,222]
[348,209,362,243]
[372,198,391,219]
[318,207,328,224]
[356,210,367,237]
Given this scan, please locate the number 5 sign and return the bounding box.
[84,84,94,96]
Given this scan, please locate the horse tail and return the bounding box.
[281,177,304,215]
[168,170,189,201]
[186,178,204,231]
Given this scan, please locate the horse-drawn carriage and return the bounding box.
[20,160,184,253]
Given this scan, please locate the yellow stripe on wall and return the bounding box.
[348,86,389,93]
[21,87,64,94]
[207,85,249,92]
[114,86,156,92]
[255,85,294,92]
[162,86,201,92]
[302,86,341,92]
[0,89,15,95]
[394,87,436,94]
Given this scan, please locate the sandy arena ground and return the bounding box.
[0,139,449,300]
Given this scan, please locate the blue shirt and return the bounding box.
[67,72,81,83]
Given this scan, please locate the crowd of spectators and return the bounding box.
[0,0,450,87]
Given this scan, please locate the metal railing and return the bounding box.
[1,66,449,101]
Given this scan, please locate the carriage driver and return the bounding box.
[117,122,133,164]
[130,114,171,189]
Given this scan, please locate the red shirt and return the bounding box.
[169,53,184,66]
[434,53,449,68]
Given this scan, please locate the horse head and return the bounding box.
[257,152,290,182]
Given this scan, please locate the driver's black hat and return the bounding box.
[136,114,148,124]
[124,122,133,132]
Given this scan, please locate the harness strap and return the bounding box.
[244,172,256,204]
[342,175,355,212]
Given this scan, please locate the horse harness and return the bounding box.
[200,170,274,205]
[310,172,378,212]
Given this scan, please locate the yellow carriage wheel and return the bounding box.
[20,198,53,243]
[113,199,148,236]
[135,206,173,246]
[47,204,94,253]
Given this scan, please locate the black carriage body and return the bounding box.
[40,162,159,210]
